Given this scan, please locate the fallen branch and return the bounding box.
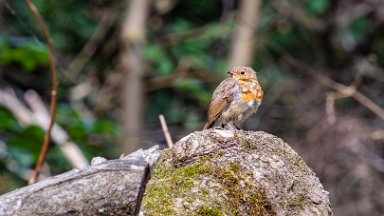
[0,88,88,176]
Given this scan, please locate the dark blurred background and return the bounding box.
[0,0,384,215]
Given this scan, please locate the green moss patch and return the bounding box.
[142,151,276,216]
[142,153,211,216]
[196,205,224,216]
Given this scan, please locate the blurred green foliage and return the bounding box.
[0,0,120,192]
[306,0,330,15]
[144,45,174,75]
[0,38,49,71]
[349,17,370,44]
[4,0,97,52]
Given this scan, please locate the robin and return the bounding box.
[204,66,263,130]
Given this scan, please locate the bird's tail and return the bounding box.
[203,121,213,130]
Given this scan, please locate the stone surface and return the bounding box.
[141,129,332,216]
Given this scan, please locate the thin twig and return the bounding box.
[325,74,362,124]
[23,0,59,184]
[159,114,174,148]
[284,55,384,121]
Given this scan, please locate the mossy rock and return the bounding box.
[141,129,332,216]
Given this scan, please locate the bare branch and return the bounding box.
[283,55,384,121]
[325,74,362,124]
[22,0,59,184]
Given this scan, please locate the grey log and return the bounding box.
[0,146,160,216]
[141,129,333,216]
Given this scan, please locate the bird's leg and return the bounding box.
[227,122,239,131]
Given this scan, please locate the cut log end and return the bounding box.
[0,146,160,216]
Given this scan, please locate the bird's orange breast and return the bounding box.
[242,92,257,103]
[239,80,263,103]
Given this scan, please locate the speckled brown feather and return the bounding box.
[204,78,238,129]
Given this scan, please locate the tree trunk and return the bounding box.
[119,0,150,154]
[229,0,261,67]
[141,129,333,215]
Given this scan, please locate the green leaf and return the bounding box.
[94,120,121,136]
[348,17,370,44]
[168,19,194,34]
[9,125,45,156]
[144,45,174,75]
[175,79,211,105]
[271,25,295,47]
[8,148,35,168]
[306,0,330,15]
[0,109,19,131]
[0,39,50,72]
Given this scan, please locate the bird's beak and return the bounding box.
[227,71,234,75]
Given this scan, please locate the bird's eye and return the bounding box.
[240,71,245,75]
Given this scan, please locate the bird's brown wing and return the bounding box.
[204,78,237,129]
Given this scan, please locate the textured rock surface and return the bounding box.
[0,146,160,216]
[141,129,332,216]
